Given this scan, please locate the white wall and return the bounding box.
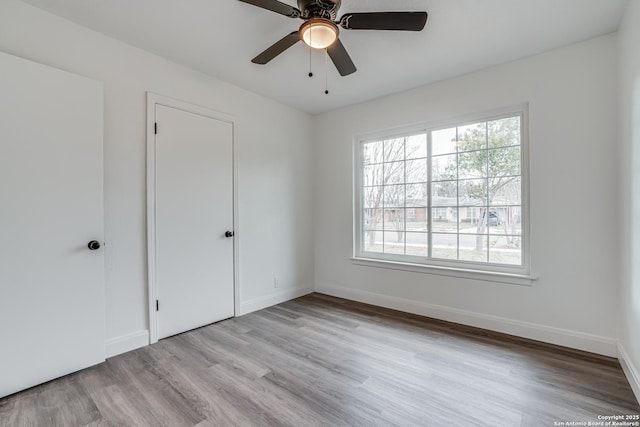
[0,0,314,354]
[313,35,620,356]
[618,0,640,401]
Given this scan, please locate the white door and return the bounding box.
[153,102,234,340]
[0,52,105,398]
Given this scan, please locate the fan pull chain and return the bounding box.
[308,44,313,78]
[324,49,329,95]
[307,29,313,78]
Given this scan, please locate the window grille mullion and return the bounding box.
[361,143,365,255]
[456,126,460,261]
[382,141,385,254]
[427,132,432,259]
[403,137,407,256]
[485,122,490,263]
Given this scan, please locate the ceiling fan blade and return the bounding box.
[252,31,301,64]
[238,0,301,18]
[339,12,428,31]
[327,39,357,76]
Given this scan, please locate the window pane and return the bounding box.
[363,164,383,187]
[383,185,405,207]
[364,229,382,253]
[363,141,384,165]
[458,150,486,179]
[406,158,428,183]
[490,177,521,205]
[488,146,521,177]
[462,208,498,234]
[459,208,484,233]
[432,233,457,260]
[432,180,457,201]
[384,138,405,163]
[432,208,458,232]
[485,209,504,233]
[489,206,521,236]
[458,179,487,206]
[405,232,427,257]
[383,161,404,185]
[488,116,520,149]
[432,127,457,156]
[431,154,457,181]
[406,134,427,159]
[383,231,405,254]
[459,234,488,263]
[406,209,427,232]
[364,186,383,209]
[383,209,405,231]
[363,208,382,231]
[489,235,522,265]
[406,183,427,206]
[457,122,487,152]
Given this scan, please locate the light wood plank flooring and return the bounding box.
[1,293,638,426]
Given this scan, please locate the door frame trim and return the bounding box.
[146,92,239,344]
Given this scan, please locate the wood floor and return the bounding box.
[1,293,638,426]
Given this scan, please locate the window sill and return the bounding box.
[350,257,537,286]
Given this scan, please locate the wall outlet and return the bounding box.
[274,276,280,288]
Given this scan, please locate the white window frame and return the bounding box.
[352,105,535,286]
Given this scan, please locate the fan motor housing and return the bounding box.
[298,0,341,20]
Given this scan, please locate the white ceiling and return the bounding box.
[22,0,629,114]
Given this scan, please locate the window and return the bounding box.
[355,109,528,275]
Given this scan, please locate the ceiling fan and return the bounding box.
[239,0,428,76]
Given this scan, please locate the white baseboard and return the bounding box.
[105,287,313,358]
[315,283,618,357]
[105,330,150,359]
[238,285,314,316]
[618,343,640,405]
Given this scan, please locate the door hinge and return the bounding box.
[154,122,157,134]
[156,300,159,311]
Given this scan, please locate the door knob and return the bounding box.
[87,240,101,250]
[225,231,234,238]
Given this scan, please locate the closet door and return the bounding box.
[152,102,235,340]
[0,51,105,398]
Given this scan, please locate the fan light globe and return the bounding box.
[300,19,338,49]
